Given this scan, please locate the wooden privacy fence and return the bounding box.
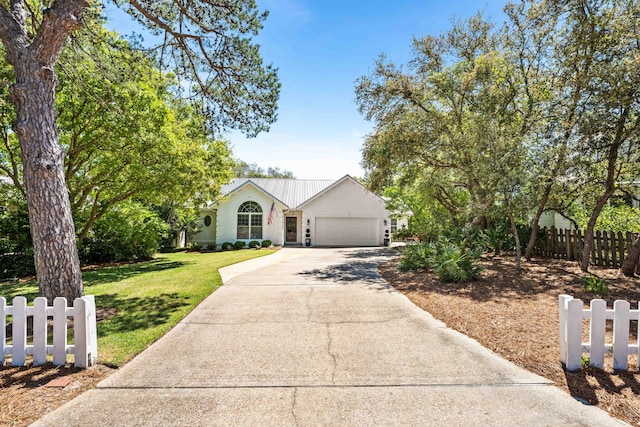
[533,227,639,272]
[1,296,97,368]
[559,294,639,371]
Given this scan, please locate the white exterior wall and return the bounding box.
[192,210,216,248]
[301,178,389,246]
[215,185,286,247]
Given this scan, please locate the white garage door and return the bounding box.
[315,217,379,246]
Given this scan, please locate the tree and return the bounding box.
[234,159,294,178]
[356,14,532,241]
[0,1,279,302]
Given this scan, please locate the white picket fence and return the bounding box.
[559,294,640,371]
[1,295,97,368]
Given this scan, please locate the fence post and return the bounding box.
[53,297,68,366]
[0,297,5,365]
[559,294,572,364]
[613,300,630,370]
[73,296,98,368]
[12,296,27,366]
[589,299,606,369]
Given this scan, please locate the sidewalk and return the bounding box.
[33,247,626,426]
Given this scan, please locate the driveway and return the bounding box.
[33,247,625,426]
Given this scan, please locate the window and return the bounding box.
[237,201,262,239]
[391,219,398,233]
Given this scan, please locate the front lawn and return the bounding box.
[0,249,275,366]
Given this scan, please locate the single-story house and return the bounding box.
[193,175,408,248]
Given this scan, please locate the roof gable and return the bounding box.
[219,178,336,208]
[297,175,385,209]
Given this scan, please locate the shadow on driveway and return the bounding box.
[297,247,397,290]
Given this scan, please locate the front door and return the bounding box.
[286,217,297,242]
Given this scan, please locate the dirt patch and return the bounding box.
[380,252,640,425]
[0,364,114,426]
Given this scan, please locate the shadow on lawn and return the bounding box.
[83,259,191,287]
[96,292,189,337]
[565,366,640,409]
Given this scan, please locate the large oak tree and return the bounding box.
[0,1,279,302]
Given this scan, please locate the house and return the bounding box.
[193,175,408,248]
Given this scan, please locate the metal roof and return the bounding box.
[220,178,337,208]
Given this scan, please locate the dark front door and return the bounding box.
[286,217,297,242]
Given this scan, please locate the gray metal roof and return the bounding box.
[220,178,337,208]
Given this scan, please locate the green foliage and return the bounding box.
[261,239,273,248]
[430,243,484,283]
[483,226,508,255]
[398,242,436,272]
[0,192,35,278]
[573,204,640,234]
[392,228,413,241]
[221,242,234,251]
[234,160,294,178]
[398,235,484,283]
[581,274,609,298]
[78,203,169,263]
[248,240,260,248]
[234,241,246,250]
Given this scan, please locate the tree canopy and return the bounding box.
[356,0,640,274]
[0,0,280,301]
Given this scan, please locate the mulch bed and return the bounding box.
[380,252,640,425]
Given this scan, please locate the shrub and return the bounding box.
[234,240,246,250]
[430,243,483,283]
[261,239,272,248]
[581,274,609,297]
[248,240,261,248]
[398,242,436,272]
[0,252,35,279]
[392,228,413,241]
[221,241,233,251]
[78,203,169,263]
[187,242,202,252]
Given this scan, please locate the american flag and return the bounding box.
[267,202,275,225]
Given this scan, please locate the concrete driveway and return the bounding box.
[33,247,625,426]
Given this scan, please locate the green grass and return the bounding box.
[0,249,275,366]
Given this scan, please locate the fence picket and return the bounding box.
[531,228,638,270]
[613,300,630,370]
[33,297,48,365]
[589,299,606,369]
[53,297,68,366]
[12,297,27,366]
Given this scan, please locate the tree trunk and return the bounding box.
[621,235,640,277]
[11,60,83,303]
[524,183,552,261]
[509,212,521,274]
[0,1,89,303]
[580,189,615,272]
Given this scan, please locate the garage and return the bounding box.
[314,217,379,246]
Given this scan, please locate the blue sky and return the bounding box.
[107,1,508,179]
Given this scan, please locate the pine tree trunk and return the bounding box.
[621,235,640,277]
[1,1,89,303]
[10,60,83,303]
